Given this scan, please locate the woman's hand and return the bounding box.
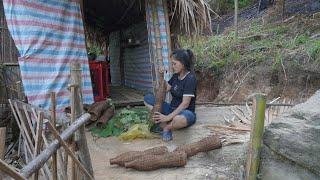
[152,112,171,123]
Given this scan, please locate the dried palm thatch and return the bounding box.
[84,0,216,45]
[169,0,218,35]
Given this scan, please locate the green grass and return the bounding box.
[179,15,320,75]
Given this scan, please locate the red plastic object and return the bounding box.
[89,61,110,102]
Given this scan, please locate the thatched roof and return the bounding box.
[168,0,215,35]
[84,0,214,44]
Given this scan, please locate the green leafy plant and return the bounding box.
[90,108,150,138]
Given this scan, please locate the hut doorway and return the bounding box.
[84,0,151,106]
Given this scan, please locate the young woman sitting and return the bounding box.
[144,49,197,141]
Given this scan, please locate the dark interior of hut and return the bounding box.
[83,0,149,106]
[84,0,146,37]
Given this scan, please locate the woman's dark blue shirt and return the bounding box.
[168,72,197,112]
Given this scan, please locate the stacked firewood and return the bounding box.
[65,99,115,128]
[110,135,222,171]
[87,99,115,128]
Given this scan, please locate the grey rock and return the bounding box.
[260,90,320,179]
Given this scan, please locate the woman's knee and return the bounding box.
[178,110,196,127]
[143,93,155,106]
[171,115,188,129]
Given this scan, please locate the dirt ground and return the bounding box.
[86,106,249,180]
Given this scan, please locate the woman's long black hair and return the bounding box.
[170,49,194,72]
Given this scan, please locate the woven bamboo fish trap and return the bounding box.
[110,146,168,166]
[174,135,222,157]
[124,151,187,171]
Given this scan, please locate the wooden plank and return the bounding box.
[47,122,94,180]
[0,127,6,159]
[9,100,34,154]
[8,100,49,177]
[16,105,35,148]
[34,112,44,180]
[15,106,46,177]
[11,99,69,124]
[22,105,36,140]
[70,86,76,180]
[50,92,58,180]
[0,159,26,180]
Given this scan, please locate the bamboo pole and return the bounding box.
[162,0,173,103]
[34,112,44,180]
[149,0,166,118]
[20,113,91,178]
[195,102,293,107]
[50,92,58,180]
[70,62,94,179]
[246,94,266,180]
[0,159,26,180]
[234,0,239,40]
[206,125,251,132]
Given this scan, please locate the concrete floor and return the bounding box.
[87,106,249,180]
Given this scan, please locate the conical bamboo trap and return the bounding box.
[110,135,222,171]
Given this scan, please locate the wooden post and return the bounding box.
[234,0,239,40]
[246,94,267,180]
[70,62,94,178]
[50,92,58,180]
[70,85,77,180]
[34,112,43,180]
[0,159,26,180]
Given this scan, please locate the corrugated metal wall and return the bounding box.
[109,31,121,86]
[123,22,153,91]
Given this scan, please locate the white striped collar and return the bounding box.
[178,71,190,80]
